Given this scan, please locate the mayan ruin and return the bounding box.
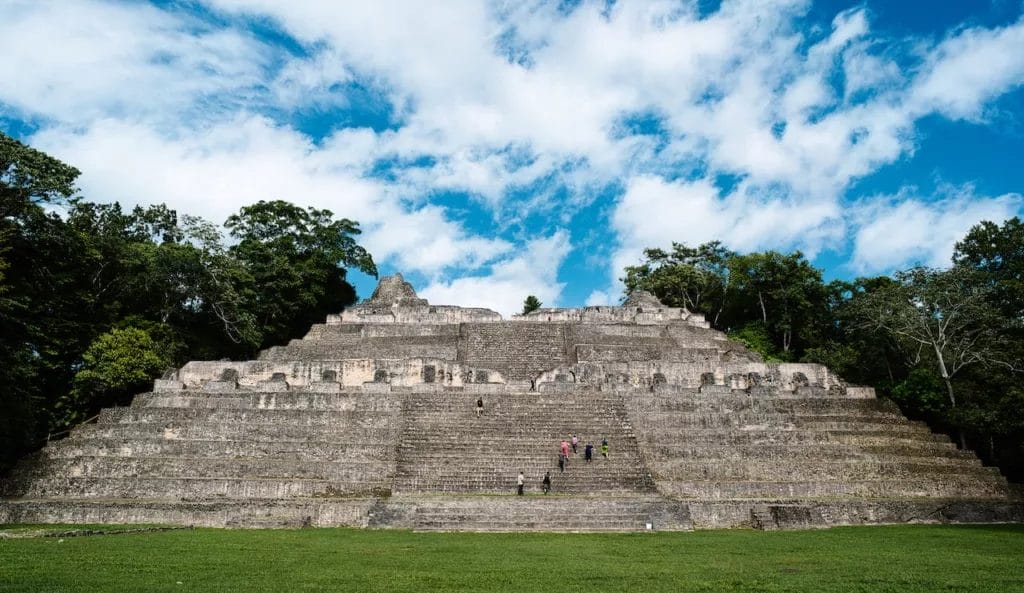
[0,273,1018,531]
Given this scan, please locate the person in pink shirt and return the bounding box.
[571,434,579,454]
[560,439,570,460]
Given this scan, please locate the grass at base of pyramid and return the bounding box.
[2,524,1022,593]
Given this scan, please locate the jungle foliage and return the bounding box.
[0,132,375,472]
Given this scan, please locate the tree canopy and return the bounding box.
[522,295,542,315]
[0,131,375,472]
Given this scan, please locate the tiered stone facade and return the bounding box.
[1,274,1019,530]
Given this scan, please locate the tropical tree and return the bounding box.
[0,132,82,470]
[847,265,1011,447]
[622,241,734,326]
[225,200,377,348]
[726,251,826,357]
[57,326,177,426]
[522,295,542,314]
[954,216,1024,317]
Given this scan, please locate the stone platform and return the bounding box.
[1,274,1020,530]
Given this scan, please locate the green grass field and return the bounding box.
[2,524,1023,592]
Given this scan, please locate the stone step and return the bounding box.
[394,478,650,493]
[98,407,396,427]
[0,497,376,528]
[399,432,632,443]
[663,477,1010,499]
[7,476,377,499]
[43,438,395,462]
[9,456,392,482]
[633,428,947,444]
[831,432,953,445]
[636,409,908,422]
[394,448,635,459]
[75,422,399,443]
[651,459,1001,481]
[392,479,653,494]
[413,520,651,531]
[394,460,644,475]
[402,401,633,412]
[635,418,932,433]
[649,442,974,461]
[263,342,458,362]
[626,396,899,414]
[408,495,691,531]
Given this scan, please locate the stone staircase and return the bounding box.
[618,387,1014,528]
[392,389,655,495]
[0,388,402,526]
[405,495,690,532]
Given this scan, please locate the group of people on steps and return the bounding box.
[475,397,612,496]
[517,435,610,496]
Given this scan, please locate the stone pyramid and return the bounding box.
[1,274,1019,530]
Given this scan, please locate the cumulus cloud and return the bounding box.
[850,186,1024,273]
[0,0,269,126]
[909,17,1024,121]
[30,116,509,277]
[418,230,571,316]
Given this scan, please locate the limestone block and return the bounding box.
[846,386,876,399]
[307,381,341,393]
[202,381,237,392]
[255,381,289,392]
[463,384,507,393]
[698,385,733,395]
[153,380,185,392]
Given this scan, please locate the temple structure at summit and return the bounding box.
[1,274,1019,530]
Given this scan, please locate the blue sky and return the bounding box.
[2,0,1023,314]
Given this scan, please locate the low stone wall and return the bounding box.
[0,498,379,528]
[174,358,505,390]
[688,500,1024,530]
[331,305,502,324]
[515,306,710,328]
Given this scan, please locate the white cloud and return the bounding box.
[850,186,1024,273]
[271,49,351,108]
[0,0,269,126]
[602,174,844,295]
[909,17,1024,120]
[418,230,571,316]
[29,117,509,277]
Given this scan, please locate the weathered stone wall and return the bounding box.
[515,305,710,327]
[331,305,502,325]
[174,358,504,389]
[457,323,571,381]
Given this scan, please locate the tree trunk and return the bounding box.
[938,374,967,449]
[757,292,767,325]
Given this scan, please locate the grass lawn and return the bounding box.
[1,524,1023,592]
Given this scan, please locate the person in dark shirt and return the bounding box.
[584,442,593,462]
[542,471,551,494]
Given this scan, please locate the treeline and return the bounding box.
[0,133,376,472]
[624,226,1024,481]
